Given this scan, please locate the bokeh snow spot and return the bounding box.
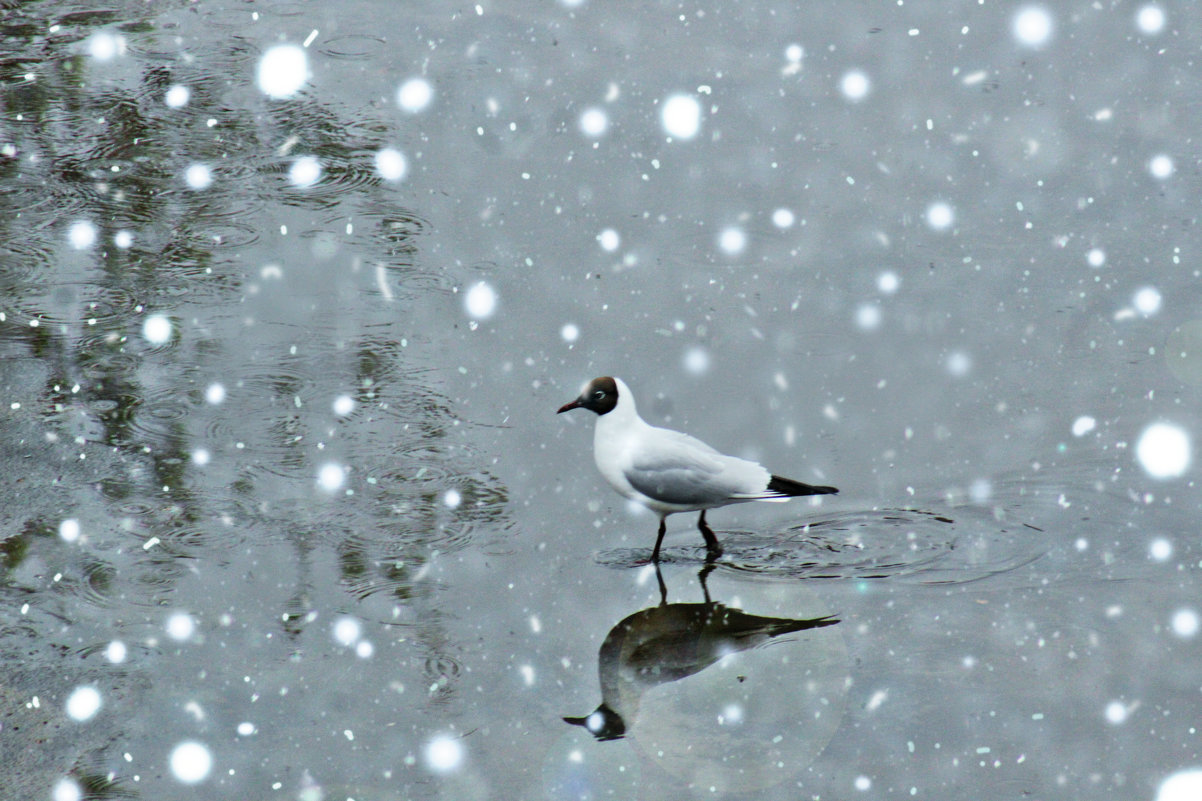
[1149,154,1174,180]
[169,741,212,784]
[579,107,608,137]
[661,94,702,139]
[65,686,102,722]
[1136,422,1190,479]
[1136,5,1166,35]
[840,70,870,101]
[257,45,308,99]
[318,463,346,492]
[143,315,172,345]
[397,78,434,113]
[375,148,408,182]
[926,202,954,231]
[426,735,464,772]
[464,282,498,320]
[1013,6,1054,48]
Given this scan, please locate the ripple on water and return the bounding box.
[0,236,56,286]
[423,653,461,703]
[0,284,141,329]
[121,385,193,444]
[75,335,143,380]
[279,155,381,211]
[599,462,1171,587]
[336,538,422,602]
[596,508,978,580]
[317,34,388,60]
[323,208,431,269]
[56,560,120,609]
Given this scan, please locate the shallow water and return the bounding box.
[2,1,1201,799]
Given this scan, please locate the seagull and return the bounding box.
[557,376,838,561]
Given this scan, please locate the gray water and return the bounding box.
[2,1,1201,799]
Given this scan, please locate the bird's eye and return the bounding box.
[592,390,605,400]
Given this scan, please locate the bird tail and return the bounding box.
[766,475,838,497]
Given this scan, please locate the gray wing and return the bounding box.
[626,429,757,506]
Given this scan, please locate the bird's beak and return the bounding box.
[557,398,582,414]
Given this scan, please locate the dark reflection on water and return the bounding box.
[556,563,848,794]
[566,563,840,742]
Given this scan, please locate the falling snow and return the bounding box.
[926,202,955,231]
[65,686,102,722]
[4,4,1201,800]
[426,735,464,772]
[289,156,323,188]
[59,518,80,542]
[661,94,702,139]
[375,148,408,182]
[257,45,308,99]
[318,463,347,491]
[68,220,97,250]
[579,107,608,137]
[1071,416,1096,437]
[397,78,434,113]
[165,84,190,108]
[597,228,620,252]
[184,164,213,190]
[166,612,196,641]
[1149,154,1174,180]
[1171,609,1199,638]
[718,226,747,256]
[142,314,172,345]
[169,741,213,784]
[1136,5,1166,35]
[1013,6,1054,48]
[839,70,871,101]
[464,281,498,320]
[1136,422,1191,479]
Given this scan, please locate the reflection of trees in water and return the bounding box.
[0,6,506,790]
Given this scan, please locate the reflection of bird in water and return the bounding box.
[564,564,840,740]
[557,376,837,561]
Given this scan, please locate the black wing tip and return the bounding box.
[768,474,839,497]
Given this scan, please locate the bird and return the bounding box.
[557,376,838,561]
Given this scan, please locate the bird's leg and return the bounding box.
[697,562,716,603]
[698,511,723,559]
[651,517,667,563]
[654,562,668,605]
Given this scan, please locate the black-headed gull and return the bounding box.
[557,376,838,561]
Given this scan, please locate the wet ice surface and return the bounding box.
[2,1,1201,799]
